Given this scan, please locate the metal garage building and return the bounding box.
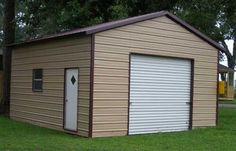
[9,11,223,137]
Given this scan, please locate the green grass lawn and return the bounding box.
[0,109,236,151]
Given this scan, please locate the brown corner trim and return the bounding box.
[89,34,95,138]
[216,51,219,125]
[63,69,66,131]
[189,60,194,129]
[127,53,131,135]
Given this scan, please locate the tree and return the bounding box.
[219,0,236,84]
[1,0,15,115]
[0,0,4,47]
[174,0,236,84]
[17,0,129,40]
[219,0,236,70]
[16,0,179,41]
[127,0,178,16]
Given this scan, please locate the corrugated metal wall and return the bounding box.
[92,16,218,137]
[10,36,91,137]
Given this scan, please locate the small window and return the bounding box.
[32,69,43,91]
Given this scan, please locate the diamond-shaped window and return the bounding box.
[71,76,76,85]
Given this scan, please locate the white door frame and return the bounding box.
[64,68,79,132]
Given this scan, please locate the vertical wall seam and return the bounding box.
[89,34,95,137]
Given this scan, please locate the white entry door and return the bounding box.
[64,68,78,131]
[129,55,191,135]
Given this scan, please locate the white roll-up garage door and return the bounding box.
[129,55,191,135]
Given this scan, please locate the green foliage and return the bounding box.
[127,0,178,16]
[13,0,178,41]
[0,0,4,46]
[223,0,236,40]
[16,0,130,40]
[174,0,235,62]
[174,0,222,41]
[109,1,129,20]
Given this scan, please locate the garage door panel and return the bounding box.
[131,68,191,75]
[129,98,189,101]
[131,72,191,78]
[130,93,190,97]
[129,126,189,131]
[130,110,190,115]
[130,113,190,117]
[131,77,190,82]
[130,101,191,105]
[129,127,188,135]
[130,83,190,88]
[130,96,190,100]
[131,88,190,91]
[129,55,191,135]
[129,125,189,134]
[131,57,190,65]
[129,113,189,119]
[131,102,190,105]
[130,90,190,94]
[129,119,189,124]
[131,79,190,85]
[130,117,190,122]
[129,106,190,110]
[130,108,190,112]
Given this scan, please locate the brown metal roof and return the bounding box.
[219,64,235,73]
[10,11,225,52]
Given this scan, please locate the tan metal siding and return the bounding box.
[10,36,91,137]
[93,16,218,137]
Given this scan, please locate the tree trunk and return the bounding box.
[232,40,236,86]
[227,40,236,87]
[0,0,15,115]
[227,61,234,86]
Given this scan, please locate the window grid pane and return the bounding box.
[33,69,43,91]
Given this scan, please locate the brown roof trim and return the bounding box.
[84,11,167,34]
[9,32,86,47]
[9,11,225,52]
